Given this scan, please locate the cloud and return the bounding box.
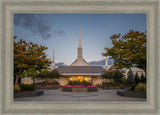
[53,30,64,36]
[14,14,64,40]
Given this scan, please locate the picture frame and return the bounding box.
[0,0,159,114]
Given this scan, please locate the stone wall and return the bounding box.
[62,87,97,92]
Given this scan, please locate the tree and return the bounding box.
[14,37,51,84]
[48,69,61,83]
[101,69,123,83]
[134,72,139,84]
[127,69,135,85]
[101,71,113,80]
[36,69,61,84]
[103,30,146,74]
[36,69,50,84]
[139,73,146,83]
[21,68,37,84]
[113,69,124,83]
[122,77,128,85]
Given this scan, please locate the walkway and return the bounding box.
[14,89,146,102]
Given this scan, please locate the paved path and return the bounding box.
[14,89,146,102]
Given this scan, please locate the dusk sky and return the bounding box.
[14,14,146,65]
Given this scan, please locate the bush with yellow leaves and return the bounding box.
[134,83,146,93]
[14,84,21,92]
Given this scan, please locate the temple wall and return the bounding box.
[21,77,68,86]
[21,77,33,84]
[92,78,104,85]
[55,77,68,86]
[21,78,47,84]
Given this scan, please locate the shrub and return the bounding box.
[86,82,91,86]
[122,77,128,85]
[52,80,60,85]
[74,80,79,85]
[14,84,21,92]
[121,84,126,87]
[68,80,91,86]
[130,84,137,91]
[19,84,35,91]
[109,83,120,87]
[68,81,73,86]
[102,81,108,87]
[82,80,91,86]
[134,83,146,93]
[96,84,102,88]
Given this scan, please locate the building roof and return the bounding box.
[56,66,106,76]
[70,55,90,66]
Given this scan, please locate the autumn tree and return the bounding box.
[14,36,51,85]
[103,30,146,74]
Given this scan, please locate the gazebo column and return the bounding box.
[91,76,93,85]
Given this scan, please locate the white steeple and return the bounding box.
[78,26,82,58]
[105,56,109,70]
[52,49,55,69]
[70,26,89,66]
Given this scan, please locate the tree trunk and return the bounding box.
[15,73,19,85]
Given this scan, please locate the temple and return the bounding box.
[56,27,107,85]
[20,27,145,85]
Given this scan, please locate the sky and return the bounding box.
[14,14,146,65]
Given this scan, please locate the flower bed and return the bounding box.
[36,85,62,89]
[62,85,97,92]
[87,86,97,92]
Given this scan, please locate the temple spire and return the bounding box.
[52,49,55,69]
[105,56,109,70]
[70,26,89,66]
[79,26,81,48]
[78,26,82,58]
